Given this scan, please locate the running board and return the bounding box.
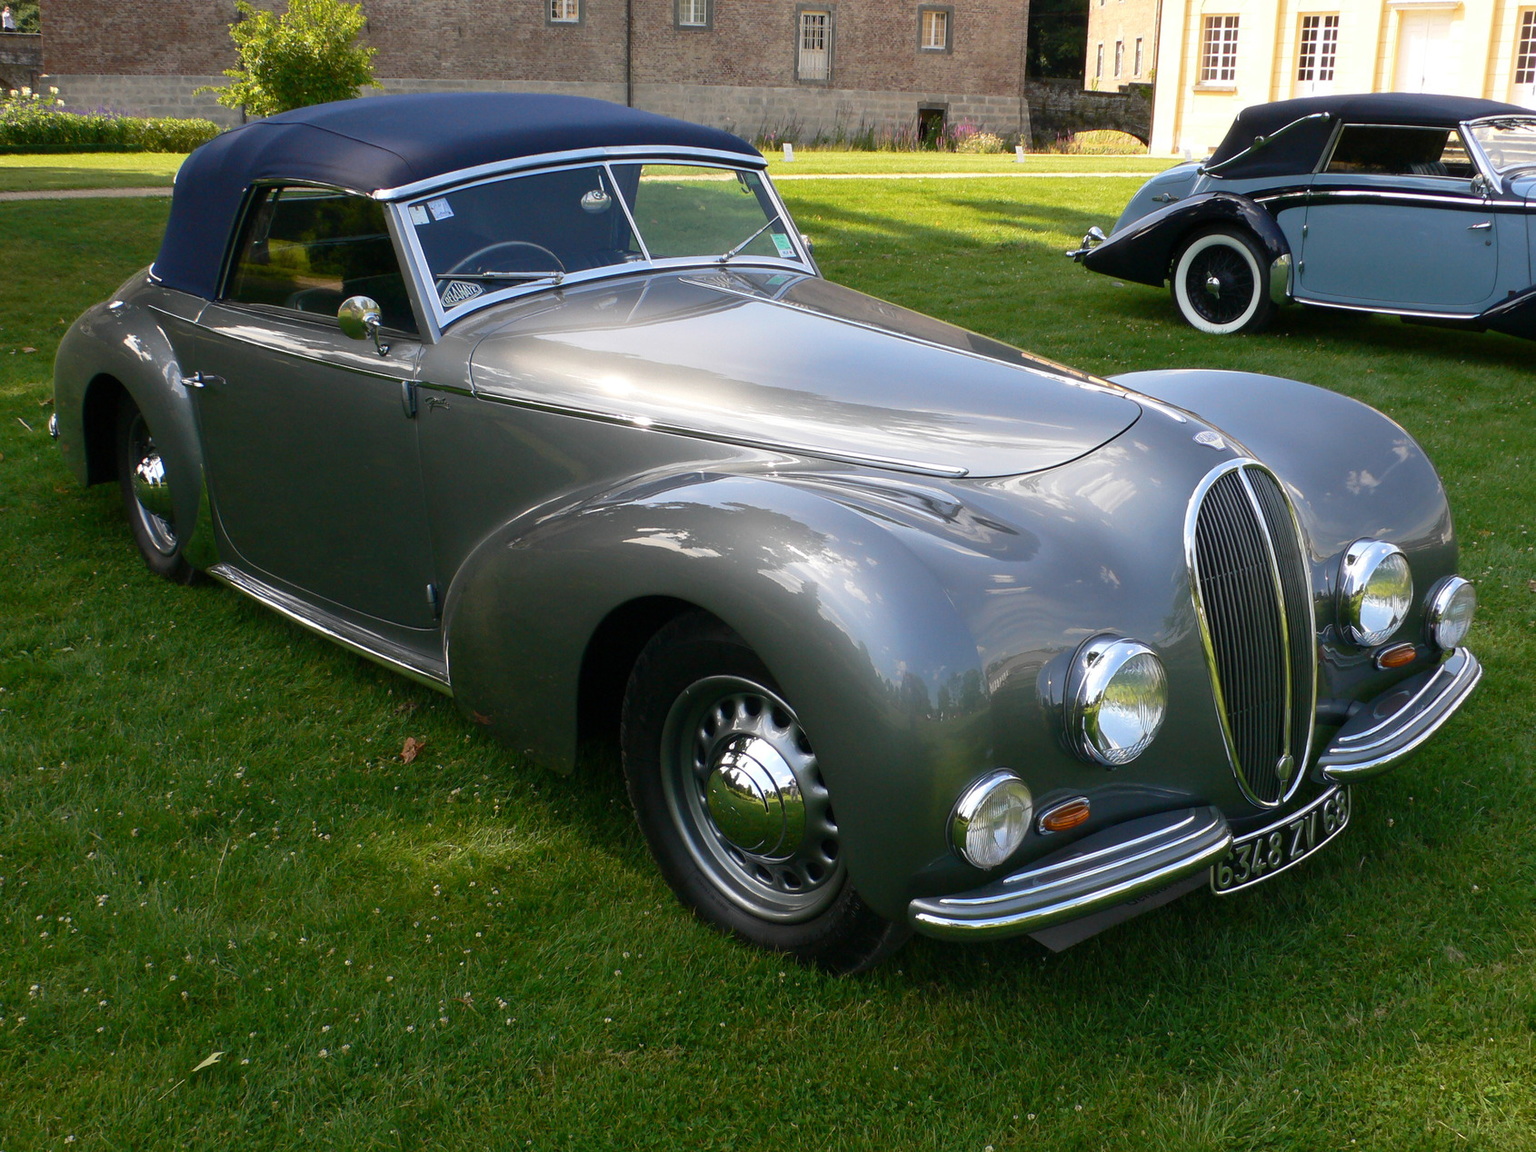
[207,563,451,693]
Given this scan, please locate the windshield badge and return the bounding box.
[1194,430,1227,451]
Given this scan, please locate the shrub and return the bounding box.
[0,88,222,152]
[201,0,377,118]
[953,130,1007,154]
[1048,129,1149,155]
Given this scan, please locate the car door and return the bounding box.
[1298,123,1501,311]
[188,185,440,629]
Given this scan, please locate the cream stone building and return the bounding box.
[1148,0,1536,156]
[1085,0,1162,92]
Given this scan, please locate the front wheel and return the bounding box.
[115,396,198,584]
[621,612,908,973]
[1170,227,1276,335]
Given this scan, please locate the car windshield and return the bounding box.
[405,162,800,312]
[1469,118,1536,175]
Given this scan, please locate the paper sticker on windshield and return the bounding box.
[408,203,430,227]
[440,280,484,307]
[428,198,455,221]
[771,233,795,259]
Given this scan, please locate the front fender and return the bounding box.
[52,274,216,567]
[1083,192,1289,289]
[442,470,989,920]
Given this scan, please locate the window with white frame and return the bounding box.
[1200,15,1240,84]
[677,0,710,28]
[1134,37,1143,75]
[1297,15,1339,86]
[1095,42,1104,80]
[919,7,950,51]
[549,0,580,24]
[1515,10,1536,91]
[1114,40,1124,76]
[798,9,831,82]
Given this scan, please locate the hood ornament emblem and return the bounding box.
[1194,430,1227,451]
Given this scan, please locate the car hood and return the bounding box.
[464,271,1141,478]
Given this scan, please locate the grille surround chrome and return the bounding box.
[1186,459,1318,808]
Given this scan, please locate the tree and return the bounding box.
[11,1,42,33]
[1027,0,1089,79]
[202,0,377,118]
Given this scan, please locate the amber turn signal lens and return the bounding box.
[1375,642,1418,669]
[1039,798,1091,834]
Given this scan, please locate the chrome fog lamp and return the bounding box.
[1339,540,1413,647]
[1425,576,1476,650]
[951,770,1033,869]
[1067,636,1167,766]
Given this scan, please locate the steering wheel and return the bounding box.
[445,240,566,277]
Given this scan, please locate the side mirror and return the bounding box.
[1470,173,1491,199]
[338,295,389,355]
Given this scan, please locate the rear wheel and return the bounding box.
[1170,227,1276,335]
[621,612,908,973]
[115,396,198,584]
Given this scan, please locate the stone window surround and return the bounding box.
[795,4,835,85]
[547,0,583,27]
[675,0,712,30]
[918,6,953,53]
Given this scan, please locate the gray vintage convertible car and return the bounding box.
[1073,93,1536,338]
[53,94,1481,971]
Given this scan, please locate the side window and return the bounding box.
[1324,125,1476,178]
[226,187,416,332]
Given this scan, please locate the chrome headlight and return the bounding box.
[1425,576,1476,650]
[1067,636,1167,766]
[1339,540,1413,647]
[950,770,1033,869]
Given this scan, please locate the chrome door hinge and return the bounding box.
[180,371,224,390]
[401,380,418,419]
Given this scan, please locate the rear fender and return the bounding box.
[1084,192,1290,290]
[442,471,988,919]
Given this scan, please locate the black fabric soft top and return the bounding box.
[152,92,761,299]
[1205,92,1531,179]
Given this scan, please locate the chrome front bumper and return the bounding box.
[907,647,1481,942]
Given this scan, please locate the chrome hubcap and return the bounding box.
[127,413,178,555]
[1204,273,1223,299]
[662,676,842,922]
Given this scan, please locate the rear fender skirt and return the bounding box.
[1082,192,1290,289]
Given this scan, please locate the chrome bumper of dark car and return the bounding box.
[1318,647,1481,781]
[907,807,1233,941]
[908,648,1479,942]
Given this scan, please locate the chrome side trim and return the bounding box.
[1319,648,1481,780]
[207,563,452,693]
[908,807,1232,940]
[375,145,769,201]
[1269,252,1293,307]
[1295,298,1485,321]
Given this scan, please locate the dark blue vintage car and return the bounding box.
[1073,93,1536,338]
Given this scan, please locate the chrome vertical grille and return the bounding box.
[1189,461,1316,807]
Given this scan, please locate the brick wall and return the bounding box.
[41,0,1032,138]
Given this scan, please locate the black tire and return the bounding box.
[115,395,198,585]
[1170,227,1277,335]
[621,612,909,973]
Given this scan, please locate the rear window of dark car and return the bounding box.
[1324,125,1476,178]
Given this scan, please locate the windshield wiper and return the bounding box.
[718,214,785,264]
[434,270,564,284]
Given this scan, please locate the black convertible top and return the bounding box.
[1205,92,1531,179]
[152,92,760,299]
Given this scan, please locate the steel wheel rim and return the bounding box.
[1185,244,1256,325]
[660,675,844,922]
[125,411,178,556]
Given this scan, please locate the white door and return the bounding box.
[1295,15,1339,98]
[1395,8,1454,92]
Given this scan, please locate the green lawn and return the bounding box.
[1,180,1533,1150]
[765,150,1177,176]
[0,152,185,192]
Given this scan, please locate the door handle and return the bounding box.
[180,372,224,389]
[1467,221,1493,231]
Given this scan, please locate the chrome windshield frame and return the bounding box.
[1462,114,1536,183]
[385,149,814,337]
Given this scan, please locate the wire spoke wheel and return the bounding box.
[1171,227,1275,335]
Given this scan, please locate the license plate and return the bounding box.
[1210,785,1352,894]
